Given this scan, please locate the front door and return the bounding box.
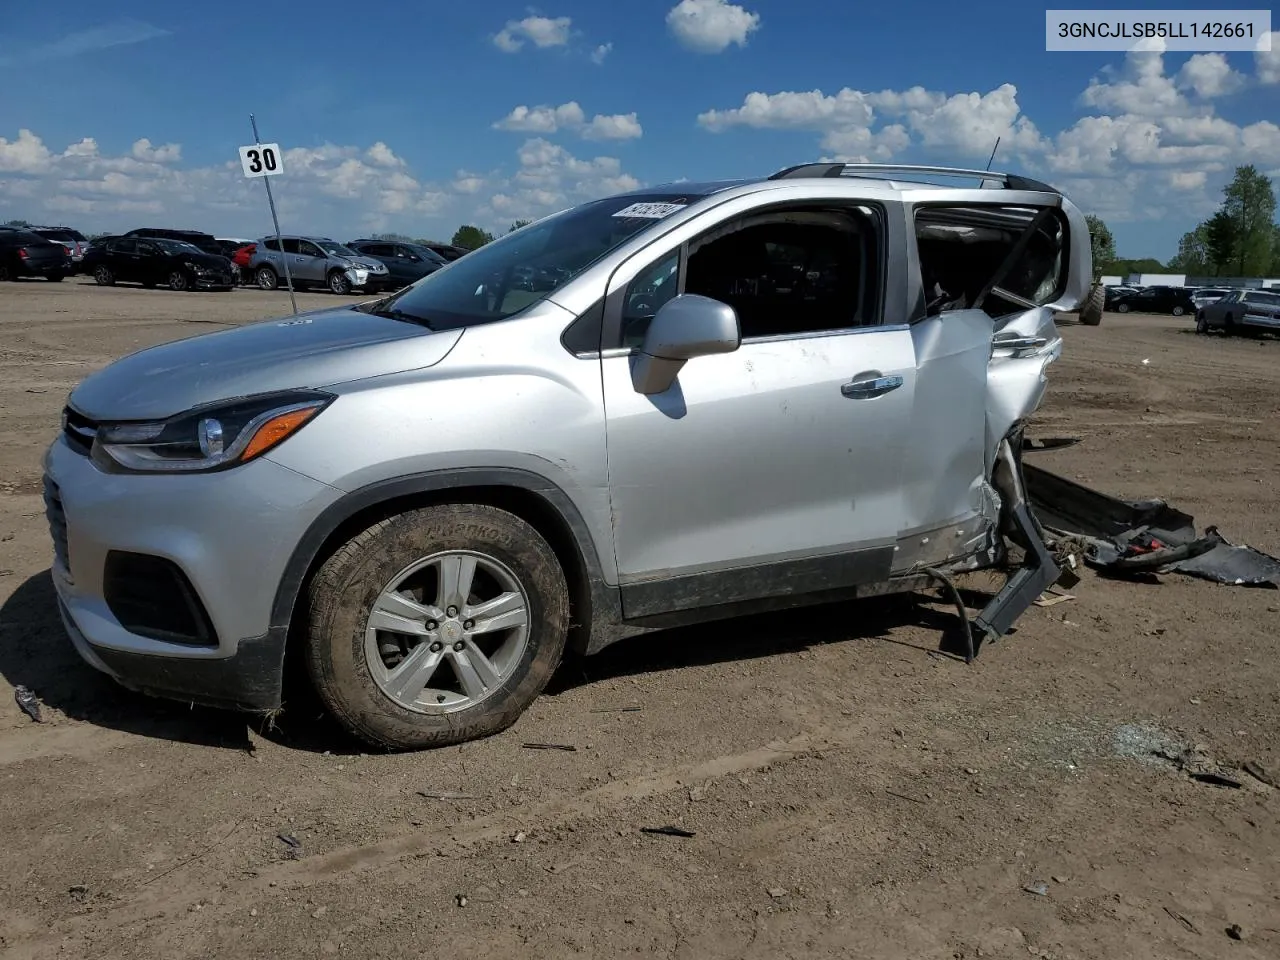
[106,238,137,282]
[599,203,916,618]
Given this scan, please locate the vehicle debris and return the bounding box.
[640,826,696,838]
[1024,462,1280,587]
[1022,881,1050,897]
[415,790,480,801]
[522,743,577,752]
[14,686,42,723]
[1163,906,1200,934]
[276,833,302,858]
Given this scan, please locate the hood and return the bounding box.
[181,251,232,269]
[343,256,385,271]
[68,305,463,421]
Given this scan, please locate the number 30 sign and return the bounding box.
[238,142,284,178]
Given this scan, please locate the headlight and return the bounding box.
[95,391,333,473]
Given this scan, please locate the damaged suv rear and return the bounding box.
[45,162,1090,750]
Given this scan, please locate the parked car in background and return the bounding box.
[423,242,470,262]
[0,227,72,281]
[42,162,1093,750]
[30,226,90,272]
[1190,287,1232,309]
[346,239,448,289]
[1107,285,1195,316]
[82,236,235,291]
[1197,288,1280,336]
[248,235,390,294]
[125,228,225,258]
[228,242,257,285]
[214,238,253,284]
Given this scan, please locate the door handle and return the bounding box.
[841,375,904,398]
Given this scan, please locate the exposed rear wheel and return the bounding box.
[1116,303,1130,314]
[304,503,570,750]
[256,266,279,290]
[1078,281,1104,326]
[1195,313,1208,334]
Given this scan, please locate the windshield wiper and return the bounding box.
[370,305,434,329]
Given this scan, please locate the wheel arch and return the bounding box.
[271,468,619,663]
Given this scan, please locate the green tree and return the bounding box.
[451,224,495,250]
[1220,164,1276,275]
[1169,224,1211,274]
[1271,225,1280,275]
[1084,214,1115,281]
[1202,210,1237,276]
[371,232,413,242]
[507,219,533,234]
[4,219,31,228]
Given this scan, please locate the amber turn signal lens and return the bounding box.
[240,406,322,462]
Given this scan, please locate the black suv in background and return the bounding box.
[1107,285,1196,316]
[82,236,235,291]
[346,239,448,289]
[0,227,72,281]
[423,242,470,262]
[124,228,225,258]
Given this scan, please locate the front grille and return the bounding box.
[62,406,97,455]
[103,551,218,647]
[42,476,70,577]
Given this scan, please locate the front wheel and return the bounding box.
[1172,305,1186,317]
[1116,303,1131,314]
[169,270,190,292]
[328,269,352,295]
[304,503,570,750]
[93,265,114,286]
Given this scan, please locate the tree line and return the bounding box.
[372,220,534,252]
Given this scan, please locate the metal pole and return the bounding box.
[250,113,297,315]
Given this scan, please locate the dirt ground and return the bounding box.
[1,279,1278,960]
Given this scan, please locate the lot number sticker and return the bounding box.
[238,143,284,178]
[611,202,686,219]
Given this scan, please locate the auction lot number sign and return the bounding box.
[238,143,284,178]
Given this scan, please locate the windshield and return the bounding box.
[317,239,359,257]
[150,239,205,255]
[373,194,695,330]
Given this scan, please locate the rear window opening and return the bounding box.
[914,205,1068,319]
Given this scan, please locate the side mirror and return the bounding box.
[631,294,741,395]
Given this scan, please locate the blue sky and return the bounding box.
[1,1,1277,260]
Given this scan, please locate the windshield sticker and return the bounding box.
[611,202,687,220]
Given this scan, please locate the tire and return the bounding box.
[305,503,570,750]
[1078,281,1104,326]
[46,272,64,282]
[93,265,114,286]
[169,271,190,292]
[1172,305,1185,317]
[1195,313,1208,334]
[256,265,279,290]
[327,269,352,295]
[1116,303,1131,314]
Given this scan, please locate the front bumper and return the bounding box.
[43,436,343,712]
[193,272,235,289]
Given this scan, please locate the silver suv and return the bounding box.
[44,163,1090,750]
[248,235,390,294]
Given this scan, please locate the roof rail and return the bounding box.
[767,162,1057,193]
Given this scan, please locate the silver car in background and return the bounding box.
[1196,288,1280,336]
[44,163,1091,751]
[248,235,390,294]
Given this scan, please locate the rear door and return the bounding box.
[108,238,139,281]
[600,197,917,618]
[291,239,327,283]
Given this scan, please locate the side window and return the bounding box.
[281,238,301,255]
[262,238,279,252]
[111,239,136,254]
[620,252,680,347]
[136,241,159,256]
[684,212,877,340]
[298,240,325,258]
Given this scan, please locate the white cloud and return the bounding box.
[870,83,1045,155]
[1176,53,1246,98]
[582,112,643,140]
[130,137,181,163]
[493,15,572,52]
[0,19,169,67]
[0,129,53,173]
[1080,48,1194,118]
[493,101,642,140]
[1168,170,1207,191]
[590,43,612,64]
[1257,32,1280,84]
[365,142,405,168]
[666,0,760,53]
[478,138,639,222]
[451,170,487,194]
